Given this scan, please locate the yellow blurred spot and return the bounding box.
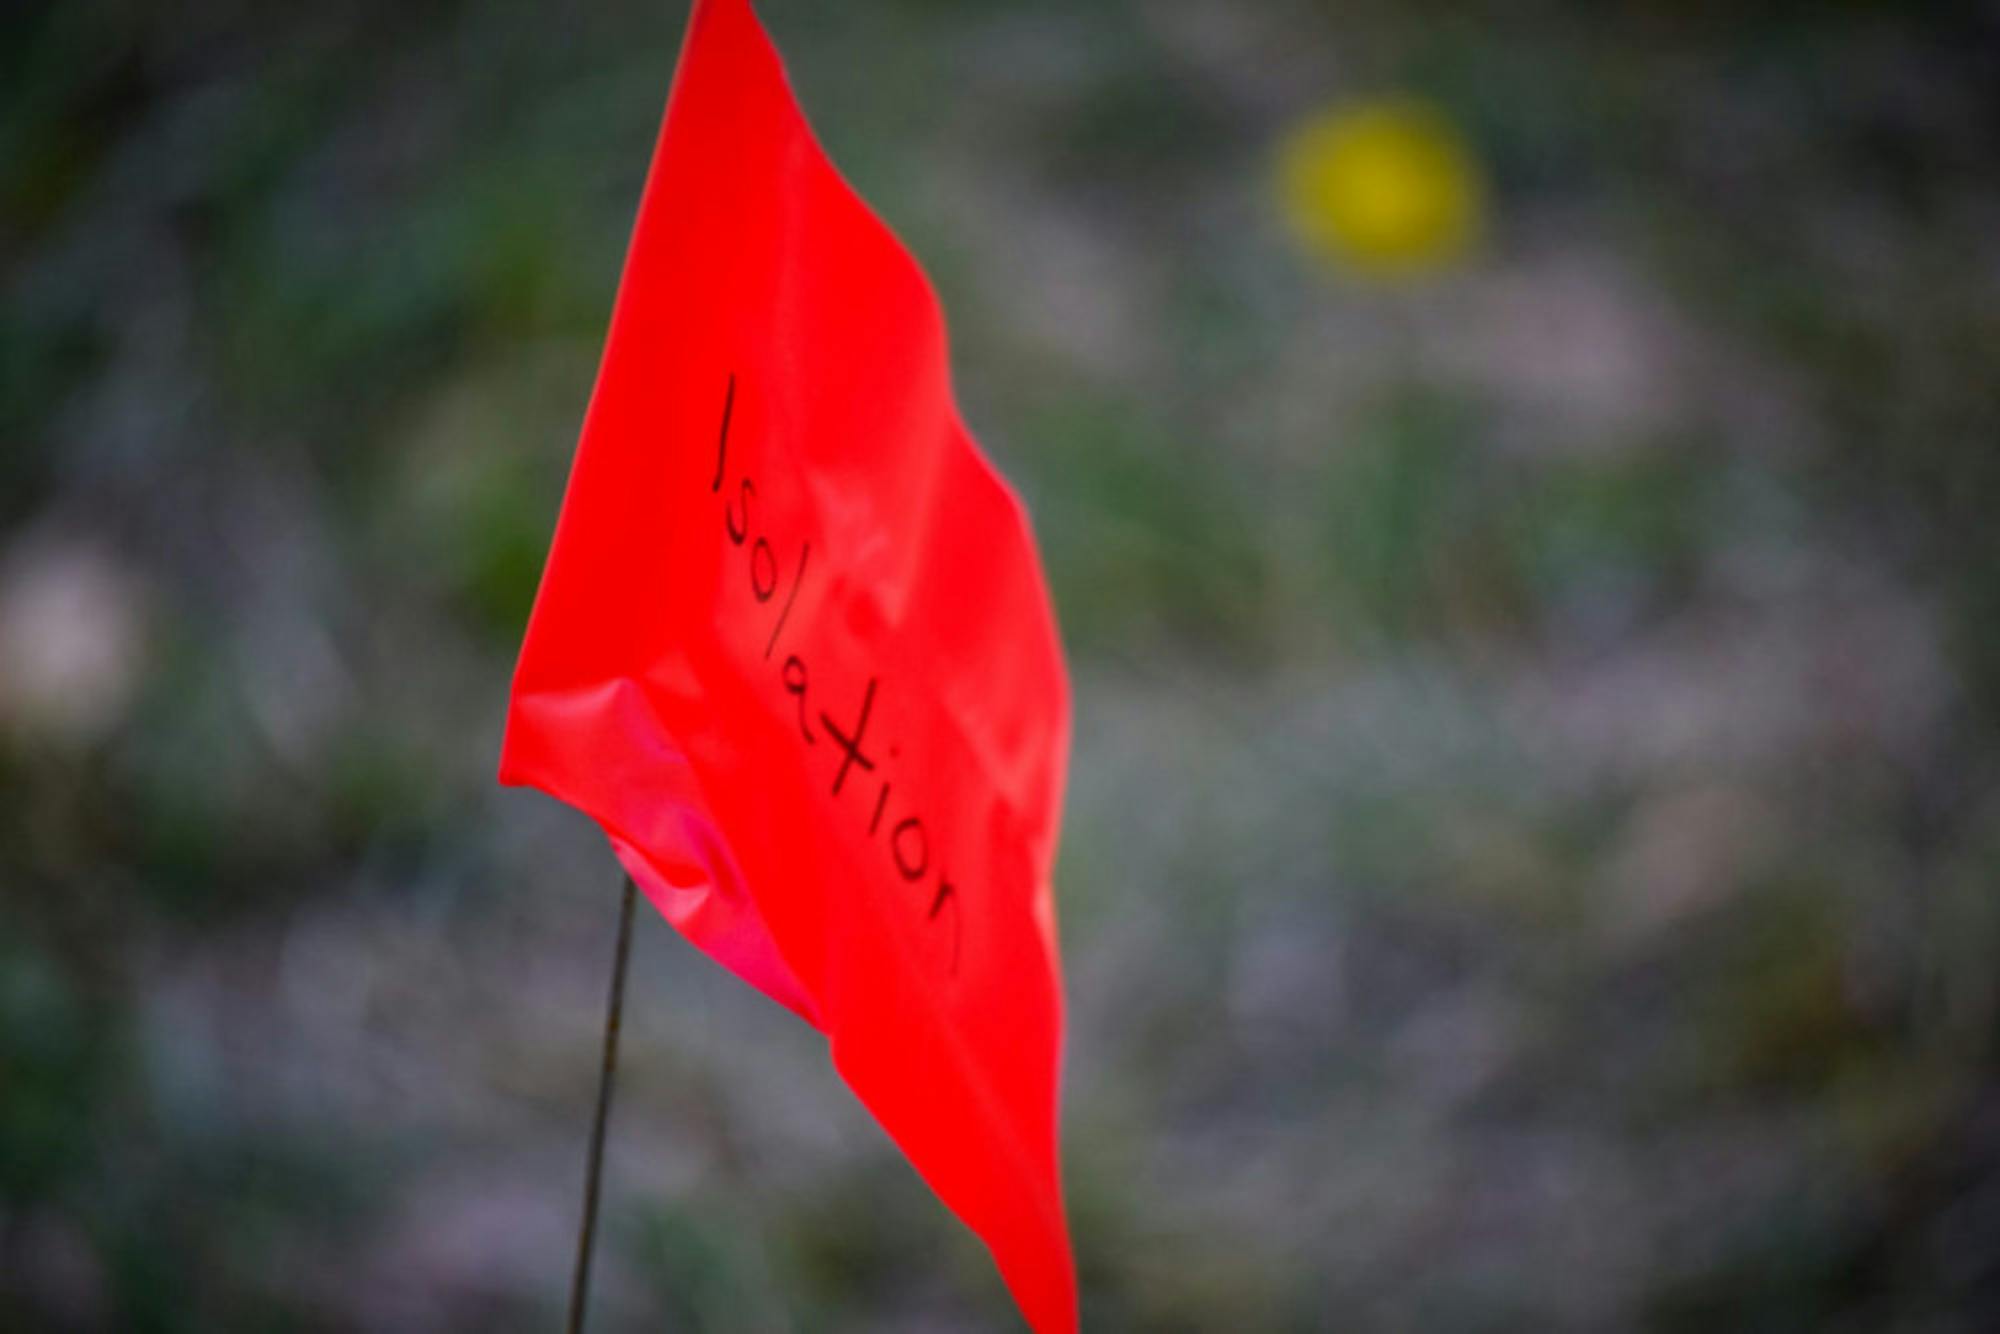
[1277,99,1485,278]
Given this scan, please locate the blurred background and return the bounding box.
[5,0,2000,1328]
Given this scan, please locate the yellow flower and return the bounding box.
[1276,98,1485,277]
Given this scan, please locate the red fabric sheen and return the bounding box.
[499,2,1075,1328]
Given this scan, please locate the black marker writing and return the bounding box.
[763,542,810,660]
[891,817,929,882]
[711,372,736,493]
[820,676,878,798]
[782,654,814,743]
[751,537,778,601]
[929,881,961,974]
[726,478,754,544]
[708,373,966,978]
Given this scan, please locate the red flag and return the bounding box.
[498,0,1075,1328]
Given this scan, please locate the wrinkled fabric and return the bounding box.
[497,1,1075,1327]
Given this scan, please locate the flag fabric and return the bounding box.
[497,0,1076,1328]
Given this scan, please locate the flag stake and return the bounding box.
[566,872,637,1334]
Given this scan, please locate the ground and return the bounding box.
[4,0,2000,1329]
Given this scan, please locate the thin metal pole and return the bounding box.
[566,873,637,1334]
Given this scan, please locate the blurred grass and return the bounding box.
[6,0,2000,1329]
